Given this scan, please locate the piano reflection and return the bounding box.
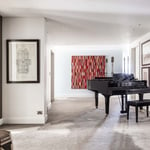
[87,73,150,115]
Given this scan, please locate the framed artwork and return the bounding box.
[71,56,105,89]
[7,39,40,83]
[141,40,150,66]
[142,67,150,87]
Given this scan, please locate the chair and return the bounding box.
[0,130,12,150]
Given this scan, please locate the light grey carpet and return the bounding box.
[1,97,150,150]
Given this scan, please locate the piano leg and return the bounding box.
[121,95,124,112]
[125,94,127,111]
[139,93,143,110]
[120,94,127,113]
[95,93,110,115]
[95,92,98,108]
[105,95,110,115]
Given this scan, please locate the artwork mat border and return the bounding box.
[6,39,40,83]
[141,40,150,66]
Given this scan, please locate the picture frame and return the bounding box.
[141,40,150,66]
[7,39,40,83]
[142,67,150,87]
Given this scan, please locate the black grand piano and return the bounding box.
[87,73,150,115]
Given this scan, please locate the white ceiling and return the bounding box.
[1,0,150,44]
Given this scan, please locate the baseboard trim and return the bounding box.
[44,114,48,123]
[0,118,3,125]
[3,116,46,124]
[54,95,103,100]
[47,102,51,109]
[54,95,120,101]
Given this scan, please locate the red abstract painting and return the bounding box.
[71,56,105,89]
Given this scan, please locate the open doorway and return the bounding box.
[130,44,141,80]
[131,47,136,75]
[130,47,137,100]
[51,51,54,102]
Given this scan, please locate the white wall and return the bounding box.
[2,17,48,124]
[46,20,129,99]
[50,45,125,98]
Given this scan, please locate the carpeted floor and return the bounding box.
[1,97,150,150]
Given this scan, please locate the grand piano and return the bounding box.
[87,73,150,115]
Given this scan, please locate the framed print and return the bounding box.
[141,40,150,66]
[142,67,150,87]
[7,39,40,83]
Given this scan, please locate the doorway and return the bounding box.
[51,51,54,102]
[131,47,136,75]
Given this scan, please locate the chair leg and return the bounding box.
[127,104,129,120]
[147,106,149,117]
[2,142,12,150]
[136,106,138,123]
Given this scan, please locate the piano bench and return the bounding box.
[127,100,150,122]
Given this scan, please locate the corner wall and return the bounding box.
[2,17,47,124]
